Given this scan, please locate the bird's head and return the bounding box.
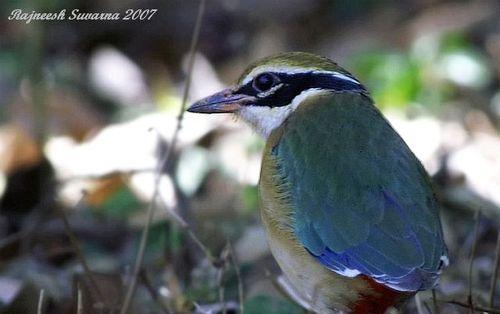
[188,52,366,138]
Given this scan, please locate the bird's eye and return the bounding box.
[252,73,278,93]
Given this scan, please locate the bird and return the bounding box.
[187,52,448,314]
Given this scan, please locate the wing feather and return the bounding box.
[272,92,447,291]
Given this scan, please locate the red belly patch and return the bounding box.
[350,275,413,314]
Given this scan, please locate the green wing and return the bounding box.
[272,92,447,291]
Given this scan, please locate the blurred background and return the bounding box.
[1,0,500,313]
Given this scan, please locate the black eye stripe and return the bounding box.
[235,71,366,107]
[234,81,257,96]
[252,72,279,93]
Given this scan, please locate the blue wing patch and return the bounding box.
[272,92,448,292]
[311,191,444,291]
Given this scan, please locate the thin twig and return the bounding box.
[37,289,44,314]
[56,192,106,307]
[422,301,433,314]
[217,245,230,314]
[217,268,226,314]
[187,229,216,264]
[119,1,205,312]
[437,299,500,314]
[432,289,440,314]
[139,268,172,314]
[27,15,48,145]
[77,284,83,314]
[490,231,500,308]
[468,210,481,313]
[415,293,425,314]
[177,0,206,132]
[159,193,188,229]
[228,243,244,314]
[120,134,167,314]
[164,267,189,313]
[159,191,215,263]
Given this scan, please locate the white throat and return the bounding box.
[236,88,324,138]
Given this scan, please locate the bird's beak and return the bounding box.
[187,88,256,114]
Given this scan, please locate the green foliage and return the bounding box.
[96,186,142,219]
[349,32,492,110]
[144,221,174,264]
[185,262,219,303]
[352,52,421,108]
[246,136,266,155]
[244,295,304,314]
[240,185,259,215]
[0,51,21,80]
[167,224,184,254]
[0,50,21,122]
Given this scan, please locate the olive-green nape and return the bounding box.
[237,52,350,84]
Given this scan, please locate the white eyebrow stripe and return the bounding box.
[330,72,360,84]
[241,69,361,86]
